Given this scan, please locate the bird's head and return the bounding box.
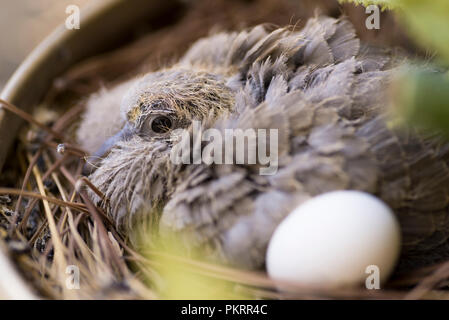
[123,69,234,137]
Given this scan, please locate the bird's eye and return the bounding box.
[150,115,173,134]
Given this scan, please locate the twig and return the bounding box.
[404,260,449,300]
[75,177,107,202]
[28,153,68,287]
[0,188,88,213]
[19,153,70,232]
[10,149,42,235]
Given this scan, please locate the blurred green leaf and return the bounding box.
[399,0,449,62]
[390,69,449,134]
[142,236,251,300]
[338,0,399,10]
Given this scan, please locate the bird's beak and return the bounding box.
[83,122,134,176]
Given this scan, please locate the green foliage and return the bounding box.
[399,0,449,63]
[390,69,449,135]
[142,236,251,300]
[338,0,398,10]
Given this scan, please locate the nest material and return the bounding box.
[0,0,444,300]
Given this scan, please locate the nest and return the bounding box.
[0,0,445,300]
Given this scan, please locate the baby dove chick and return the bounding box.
[78,16,449,271]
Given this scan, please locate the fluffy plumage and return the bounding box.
[78,16,449,271]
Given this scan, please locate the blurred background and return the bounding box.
[0,0,415,91]
[0,0,89,89]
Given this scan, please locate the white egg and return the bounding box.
[266,190,401,288]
